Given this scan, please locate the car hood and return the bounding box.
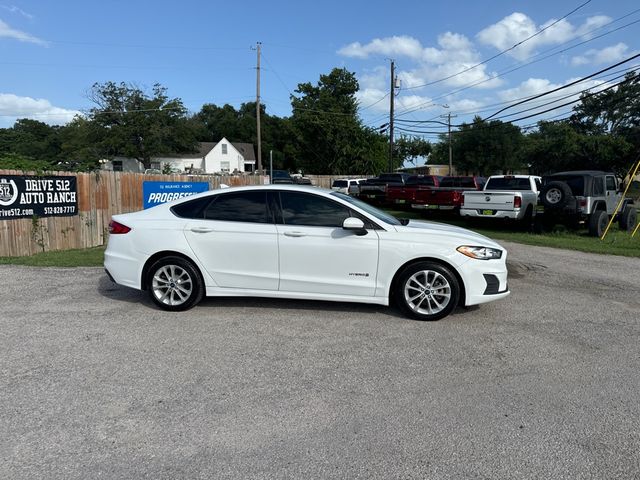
[395,220,503,249]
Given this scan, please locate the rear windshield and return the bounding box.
[548,176,584,196]
[406,176,435,186]
[272,171,291,179]
[485,177,532,190]
[332,180,347,188]
[379,174,403,181]
[440,177,476,188]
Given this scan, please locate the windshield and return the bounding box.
[485,177,532,190]
[440,177,476,188]
[272,171,290,178]
[332,180,347,188]
[331,192,401,226]
[406,176,435,186]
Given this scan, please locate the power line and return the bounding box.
[393,12,640,118]
[484,52,640,120]
[393,62,640,123]
[401,0,593,91]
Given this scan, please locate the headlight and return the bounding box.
[457,245,503,260]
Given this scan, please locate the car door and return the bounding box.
[275,191,379,297]
[183,190,279,290]
[605,175,618,214]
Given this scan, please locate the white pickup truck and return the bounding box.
[460,175,542,221]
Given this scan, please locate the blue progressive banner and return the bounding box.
[142,181,209,209]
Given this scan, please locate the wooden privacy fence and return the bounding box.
[0,171,371,257]
[0,170,267,257]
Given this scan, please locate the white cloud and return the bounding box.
[477,13,611,61]
[0,93,80,127]
[0,18,47,46]
[339,33,502,92]
[1,4,34,20]
[571,43,633,66]
[338,35,423,60]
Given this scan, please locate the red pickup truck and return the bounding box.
[411,176,485,212]
[386,175,441,208]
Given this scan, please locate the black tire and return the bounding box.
[147,256,204,311]
[521,205,534,231]
[618,205,637,232]
[587,209,608,237]
[540,181,573,209]
[394,261,460,321]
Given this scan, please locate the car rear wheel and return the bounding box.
[618,205,637,232]
[588,209,608,237]
[147,256,204,311]
[395,262,460,321]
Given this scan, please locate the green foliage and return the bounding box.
[0,153,51,171]
[192,101,295,170]
[290,68,388,174]
[395,136,432,166]
[438,117,524,175]
[87,81,198,169]
[523,121,632,174]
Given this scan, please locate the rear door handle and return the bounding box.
[284,231,306,237]
[190,226,215,233]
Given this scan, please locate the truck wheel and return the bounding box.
[540,181,573,209]
[588,210,608,237]
[618,205,637,232]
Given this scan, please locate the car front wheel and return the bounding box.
[147,256,204,311]
[395,262,460,321]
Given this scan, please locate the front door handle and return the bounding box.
[284,231,306,237]
[190,226,214,233]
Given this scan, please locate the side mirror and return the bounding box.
[342,217,367,236]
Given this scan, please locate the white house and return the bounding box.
[102,138,256,174]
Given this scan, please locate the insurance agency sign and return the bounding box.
[0,175,78,220]
[142,181,209,209]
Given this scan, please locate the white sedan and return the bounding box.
[104,185,509,321]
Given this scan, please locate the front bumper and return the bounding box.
[459,255,510,306]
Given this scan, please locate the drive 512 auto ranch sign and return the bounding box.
[0,175,78,220]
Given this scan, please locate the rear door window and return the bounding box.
[203,191,270,223]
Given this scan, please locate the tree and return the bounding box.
[432,117,524,175]
[0,119,62,165]
[290,68,387,174]
[87,82,197,169]
[523,120,632,174]
[394,136,431,166]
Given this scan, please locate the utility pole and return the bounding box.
[440,111,457,175]
[255,41,262,174]
[388,60,395,172]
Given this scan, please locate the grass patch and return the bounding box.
[385,209,640,258]
[0,246,105,267]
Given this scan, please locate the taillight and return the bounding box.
[579,199,587,209]
[109,220,131,234]
[514,196,522,208]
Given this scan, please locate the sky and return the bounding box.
[1,0,639,140]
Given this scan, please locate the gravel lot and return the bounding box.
[1,242,640,479]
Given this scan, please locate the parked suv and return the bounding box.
[537,170,637,236]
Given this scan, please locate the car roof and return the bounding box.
[549,170,612,177]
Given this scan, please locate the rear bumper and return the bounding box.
[460,208,523,220]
